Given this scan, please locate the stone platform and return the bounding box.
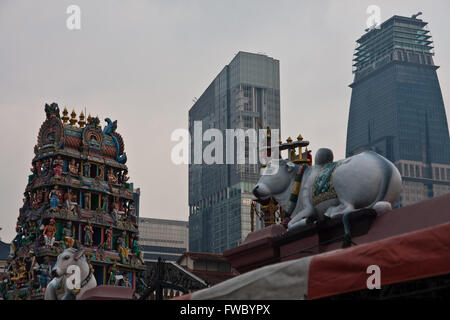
[224,193,450,274]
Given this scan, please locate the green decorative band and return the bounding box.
[289,193,299,202]
[312,161,342,206]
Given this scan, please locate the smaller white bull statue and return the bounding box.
[45,248,97,300]
[253,149,402,235]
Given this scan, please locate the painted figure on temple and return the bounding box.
[43,218,56,247]
[122,274,130,288]
[131,234,144,265]
[83,221,94,246]
[120,170,130,184]
[37,256,51,292]
[12,225,24,253]
[108,264,118,285]
[105,227,113,250]
[11,259,27,282]
[24,220,37,245]
[31,193,38,209]
[35,161,42,176]
[112,200,124,225]
[83,163,90,177]
[117,231,129,264]
[98,165,105,180]
[107,168,118,184]
[69,159,79,175]
[128,203,136,224]
[40,159,50,176]
[63,221,74,248]
[53,156,64,179]
[64,189,78,214]
[84,193,91,210]
[96,243,106,261]
[44,102,60,119]
[119,202,126,221]
[25,248,39,282]
[31,190,43,209]
[49,186,60,212]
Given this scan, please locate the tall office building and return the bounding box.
[189,52,281,253]
[346,14,450,207]
[139,218,189,262]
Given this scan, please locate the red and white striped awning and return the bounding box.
[174,221,450,300]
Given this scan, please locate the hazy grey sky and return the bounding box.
[0,0,449,241]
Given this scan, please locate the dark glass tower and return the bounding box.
[346,14,450,206]
[189,52,280,253]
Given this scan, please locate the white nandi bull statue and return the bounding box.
[45,248,97,300]
[253,149,402,238]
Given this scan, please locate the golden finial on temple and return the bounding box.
[78,111,86,128]
[286,137,292,144]
[297,134,303,141]
[69,109,77,126]
[61,107,69,124]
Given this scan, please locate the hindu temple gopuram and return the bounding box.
[1,103,145,300]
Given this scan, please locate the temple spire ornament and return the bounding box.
[69,109,77,126]
[78,111,86,128]
[61,107,69,124]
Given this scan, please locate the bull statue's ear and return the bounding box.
[74,249,85,261]
[286,162,295,172]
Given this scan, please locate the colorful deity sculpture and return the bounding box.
[120,170,130,184]
[37,256,51,292]
[107,169,118,185]
[69,159,79,175]
[63,221,74,248]
[83,163,90,177]
[49,186,60,212]
[24,221,37,245]
[40,159,50,176]
[64,189,78,214]
[127,203,136,225]
[53,156,64,179]
[98,165,105,180]
[11,259,27,282]
[26,248,39,281]
[96,243,106,261]
[112,200,125,225]
[131,234,144,265]
[83,221,94,246]
[122,274,130,288]
[35,161,42,176]
[117,231,129,264]
[31,192,40,209]
[43,219,56,247]
[108,264,118,285]
[105,227,113,250]
[83,193,91,210]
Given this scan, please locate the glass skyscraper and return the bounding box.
[189,52,280,253]
[346,14,450,206]
[138,218,189,262]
